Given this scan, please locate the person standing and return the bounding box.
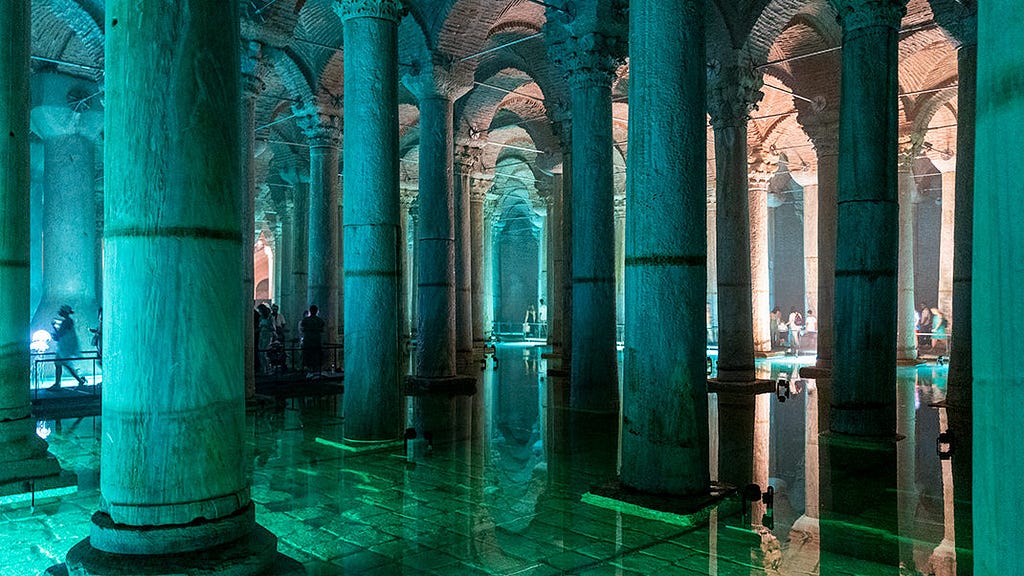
[300,305,326,372]
[538,298,548,339]
[803,309,818,351]
[50,304,87,389]
[270,303,286,341]
[788,307,803,354]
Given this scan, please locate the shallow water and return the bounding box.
[0,344,963,575]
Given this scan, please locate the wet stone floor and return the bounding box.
[2,344,966,575]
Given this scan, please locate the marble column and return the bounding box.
[280,170,309,340]
[749,170,771,355]
[338,0,403,441]
[409,198,420,339]
[944,13,975,571]
[545,174,565,354]
[831,0,907,436]
[614,198,625,331]
[453,144,482,363]
[303,115,342,352]
[481,205,495,341]
[0,0,69,497]
[801,180,819,318]
[556,36,620,411]
[399,190,415,344]
[469,182,488,348]
[620,0,709,495]
[63,1,289,572]
[29,74,103,351]
[809,131,838,373]
[707,195,718,345]
[556,121,573,371]
[708,61,763,383]
[403,61,473,386]
[896,151,919,364]
[936,170,955,318]
[240,40,264,399]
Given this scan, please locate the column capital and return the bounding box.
[454,139,486,172]
[707,61,764,129]
[929,0,976,48]
[31,105,103,142]
[833,0,908,33]
[333,0,405,23]
[548,31,624,90]
[897,132,923,172]
[402,56,474,102]
[798,109,840,158]
[296,107,342,148]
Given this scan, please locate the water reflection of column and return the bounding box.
[896,369,919,571]
[786,381,820,574]
[930,406,956,575]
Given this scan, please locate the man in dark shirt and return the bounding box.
[299,305,325,372]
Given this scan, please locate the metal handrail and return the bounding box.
[31,350,102,401]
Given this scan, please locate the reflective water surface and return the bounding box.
[1,344,965,575]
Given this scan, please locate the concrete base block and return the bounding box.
[583,481,737,527]
[0,457,76,498]
[61,524,295,576]
[799,365,832,379]
[706,379,776,395]
[404,374,477,397]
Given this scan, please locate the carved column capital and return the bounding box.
[548,31,624,91]
[402,56,474,102]
[833,0,908,33]
[296,106,342,148]
[898,132,924,172]
[707,61,764,129]
[333,0,405,23]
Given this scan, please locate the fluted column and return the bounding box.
[549,33,621,411]
[240,40,264,399]
[620,0,709,495]
[469,182,488,348]
[0,0,68,496]
[29,73,103,350]
[337,0,403,440]
[403,60,473,385]
[64,2,286,572]
[896,145,920,364]
[302,114,342,352]
[831,0,907,436]
[708,61,763,383]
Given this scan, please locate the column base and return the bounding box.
[583,480,736,527]
[799,365,832,379]
[59,524,301,576]
[404,374,477,397]
[0,456,75,499]
[707,379,776,395]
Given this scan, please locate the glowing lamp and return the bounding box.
[30,330,52,353]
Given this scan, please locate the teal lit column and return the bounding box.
[280,169,309,338]
[554,35,620,411]
[0,0,68,496]
[337,0,403,442]
[403,62,472,385]
[63,1,289,573]
[940,9,975,571]
[30,74,103,350]
[454,144,481,363]
[896,149,919,364]
[241,40,264,399]
[708,61,763,384]
[974,1,1021,573]
[621,0,709,494]
[303,115,342,353]
[469,181,488,348]
[831,0,907,436]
